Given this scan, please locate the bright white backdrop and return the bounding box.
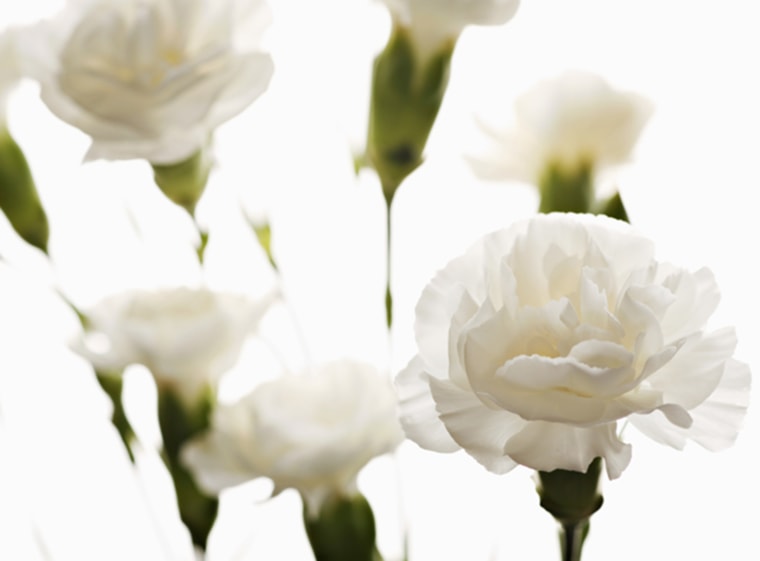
[1,1,758,560]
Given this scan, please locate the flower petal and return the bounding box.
[396,357,460,453]
[429,377,520,474]
[502,421,632,479]
[630,359,750,451]
[647,327,737,410]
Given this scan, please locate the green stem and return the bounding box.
[384,188,394,330]
[537,458,603,561]
[560,520,588,561]
[157,387,218,550]
[95,372,135,462]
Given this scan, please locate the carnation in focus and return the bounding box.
[396,212,750,478]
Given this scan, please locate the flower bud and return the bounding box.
[0,126,49,253]
[366,26,452,203]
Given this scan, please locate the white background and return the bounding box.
[1,1,759,560]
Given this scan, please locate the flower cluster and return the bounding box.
[0,1,753,560]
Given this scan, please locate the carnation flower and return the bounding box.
[20,0,273,164]
[73,287,276,402]
[469,71,653,185]
[396,213,750,478]
[182,360,404,515]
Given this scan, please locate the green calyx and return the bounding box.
[366,26,454,204]
[0,127,49,253]
[538,457,604,525]
[303,492,381,561]
[537,458,604,561]
[537,160,630,222]
[151,147,212,217]
[538,160,595,214]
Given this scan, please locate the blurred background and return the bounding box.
[1,0,758,559]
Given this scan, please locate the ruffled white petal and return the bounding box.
[647,328,737,410]
[502,421,632,479]
[631,359,750,451]
[658,266,721,343]
[396,357,460,453]
[429,377,520,474]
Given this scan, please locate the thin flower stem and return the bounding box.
[384,191,393,330]
[559,520,588,561]
[238,202,313,372]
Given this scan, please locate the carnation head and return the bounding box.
[20,0,274,164]
[181,360,404,516]
[396,213,750,479]
[469,71,653,186]
[72,286,276,403]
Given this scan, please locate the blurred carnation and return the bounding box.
[182,359,404,515]
[18,0,273,163]
[469,71,653,185]
[73,286,276,402]
[397,213,750,479]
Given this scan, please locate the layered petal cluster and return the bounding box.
[397,213,750,478]
[182,360,404,515]
[73,287,276,401]
[470,71,653,184]
[381,0,520,61]
[20,0,273,163]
